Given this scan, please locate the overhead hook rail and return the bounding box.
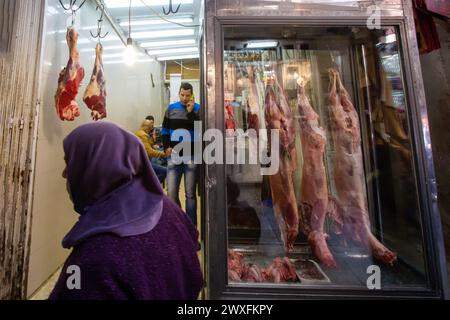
[59,0,88,26]
[90,2,109,41]
[162,0,181,15]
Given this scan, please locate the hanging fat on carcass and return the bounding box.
[54,27,85,121]
[328,68,397,266]
[296,77,341,268]
[83,43,107,120]
[264,78,299,252]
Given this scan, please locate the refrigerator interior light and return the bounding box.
[245,41,278,49]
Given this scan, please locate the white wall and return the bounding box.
[27,0,163,297]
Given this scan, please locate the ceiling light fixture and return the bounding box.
[131,28,194,39]
[120,17,193,27]
[80,45,125,53]
[147,46,198,55]
[96,52,145,59]
[140,39,196,48]
[245,41,279,49]
[385,34,397,44]
[123,0,136,66]
[157,53,199,61]
[103,58,154,65]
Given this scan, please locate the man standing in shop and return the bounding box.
[161,83,201,229]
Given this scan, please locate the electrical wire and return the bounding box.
[137,0,201,28]
[129,0,132,37]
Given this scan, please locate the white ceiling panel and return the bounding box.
[103,0,202,62]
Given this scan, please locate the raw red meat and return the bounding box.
[54,27,85,121]
[262,257,297,283]
[242,264,264,283]
[264,79,299,251]
[227,250,297,283]
[228,250,245,281]
[225,100,236,136]
[328,69,397,266]
[83,43,107,120]
[296,77,336,268]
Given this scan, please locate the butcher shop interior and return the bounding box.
[1,0,449,300]
[25,0,205,298]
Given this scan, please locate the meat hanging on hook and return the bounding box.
[54,27,85,121]
[84,1,108,120]
[83,43,107,121]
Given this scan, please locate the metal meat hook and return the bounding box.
[162,0,181,15]
[90,3,109,41]
[59,0,87,26]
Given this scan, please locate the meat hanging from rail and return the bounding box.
[54,27,85,121]
[264,79,299,252]
[83,43,107,121]
[296,77,337,268]
[328,68,397,266]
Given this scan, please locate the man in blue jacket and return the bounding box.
[161,83,201,228]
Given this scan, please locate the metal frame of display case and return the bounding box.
[202,0,449,299]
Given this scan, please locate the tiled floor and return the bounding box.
[28,178,204,300]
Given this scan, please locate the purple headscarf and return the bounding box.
[62,121,164,248]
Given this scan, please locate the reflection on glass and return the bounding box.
[224,26,427,289]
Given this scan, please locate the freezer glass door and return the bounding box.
[224,25,428,290]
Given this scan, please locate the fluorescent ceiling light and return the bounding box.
[104,0,193,9]
[141,39,196,48]
[131,28,194,39]
[120,17,193,27]
[246,41,278,49]
[103,58,155,65]
[79,45,125,53]
[147,46,198,55]
[385,34,397,44]
[94,52,145,59]
[157,53,199,61]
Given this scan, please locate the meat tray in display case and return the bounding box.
[203,0,449,299]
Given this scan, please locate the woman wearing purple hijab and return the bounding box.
[49,122,203,300]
